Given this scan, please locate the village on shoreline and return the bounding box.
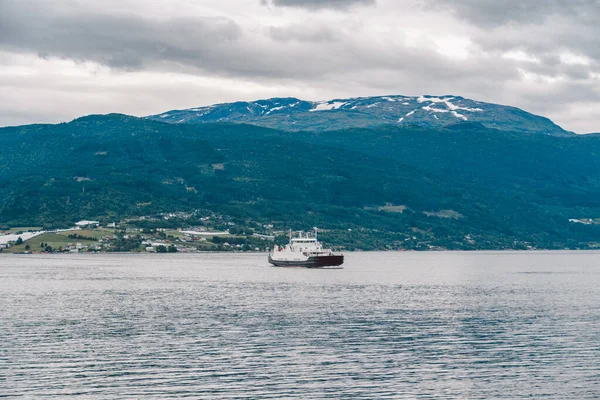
[0,216,277,254]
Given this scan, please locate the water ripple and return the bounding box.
[2,252,600,398]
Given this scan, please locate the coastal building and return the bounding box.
[75,220,100,228]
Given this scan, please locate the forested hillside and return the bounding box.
[1,115,600,249]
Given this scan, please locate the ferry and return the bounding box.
[268,230,344,268]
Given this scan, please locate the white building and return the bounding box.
[75,220,100,228]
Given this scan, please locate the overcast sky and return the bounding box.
[1,0,599,132]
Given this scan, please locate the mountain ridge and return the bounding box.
[147,94,571,135]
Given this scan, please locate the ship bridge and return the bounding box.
[288,233,322,252]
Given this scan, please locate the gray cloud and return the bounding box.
[262,0,375,10]
[0,1,242,70]
[0,0,466,80]
[427,0,600,101]
[269,24,337,42]
[426,0,599,27]
[430,0,600,64]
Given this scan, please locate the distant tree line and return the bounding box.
[155,245,177,253]
[68,234,98,241]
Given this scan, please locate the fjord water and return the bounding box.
[2,252,599,399]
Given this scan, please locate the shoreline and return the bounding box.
[4,248,600,255]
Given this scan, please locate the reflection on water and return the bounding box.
[2,252,600,398]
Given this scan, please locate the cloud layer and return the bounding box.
[263,0,376,10]
[0,0,598,132]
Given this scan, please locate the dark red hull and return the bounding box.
[268,254,344,268]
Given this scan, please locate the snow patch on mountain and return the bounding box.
[422,105,449,113]
[418,96,445,104]
[451,111,467,121]
[418,95,483,120]
[265,105,285,115]
[310,101,347,112]
[398,109,417,123]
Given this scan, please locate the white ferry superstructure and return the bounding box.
[268,230,344,268]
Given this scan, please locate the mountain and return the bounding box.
[147,95,570,135]
[1,114,600,250]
